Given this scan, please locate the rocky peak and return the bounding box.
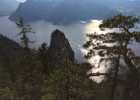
[48,29,75,64]
[50,29,68,49]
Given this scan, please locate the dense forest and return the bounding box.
[0,14,140,100]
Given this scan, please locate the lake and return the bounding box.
[0,16,140,62]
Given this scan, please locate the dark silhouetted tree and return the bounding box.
[16,17,34,50]
[83,14,140,100]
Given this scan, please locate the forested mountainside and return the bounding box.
[0,29,99,100]
[0,26,140,100]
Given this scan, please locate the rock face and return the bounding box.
[48,29,75,64]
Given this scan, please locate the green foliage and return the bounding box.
[100,14,139,29]
[84,14,140,100]
[0,44,97,100]
[43,61,96,100]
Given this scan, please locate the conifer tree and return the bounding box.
[16,17,34,50]
[83,14,140,100]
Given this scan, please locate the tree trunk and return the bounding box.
[110,56,120,100]
[123,56,140,100]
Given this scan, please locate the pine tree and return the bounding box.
[16,17,34,50]
[83,14,140,100]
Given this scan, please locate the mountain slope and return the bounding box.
[0,34,24,58]
[10,0,140,24]
[10,0,117,24]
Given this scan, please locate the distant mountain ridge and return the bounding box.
[10,0,117,24]
[9,0,140,25]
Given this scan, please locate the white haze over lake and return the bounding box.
[0,16,140,83]
[0,16,105,61]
